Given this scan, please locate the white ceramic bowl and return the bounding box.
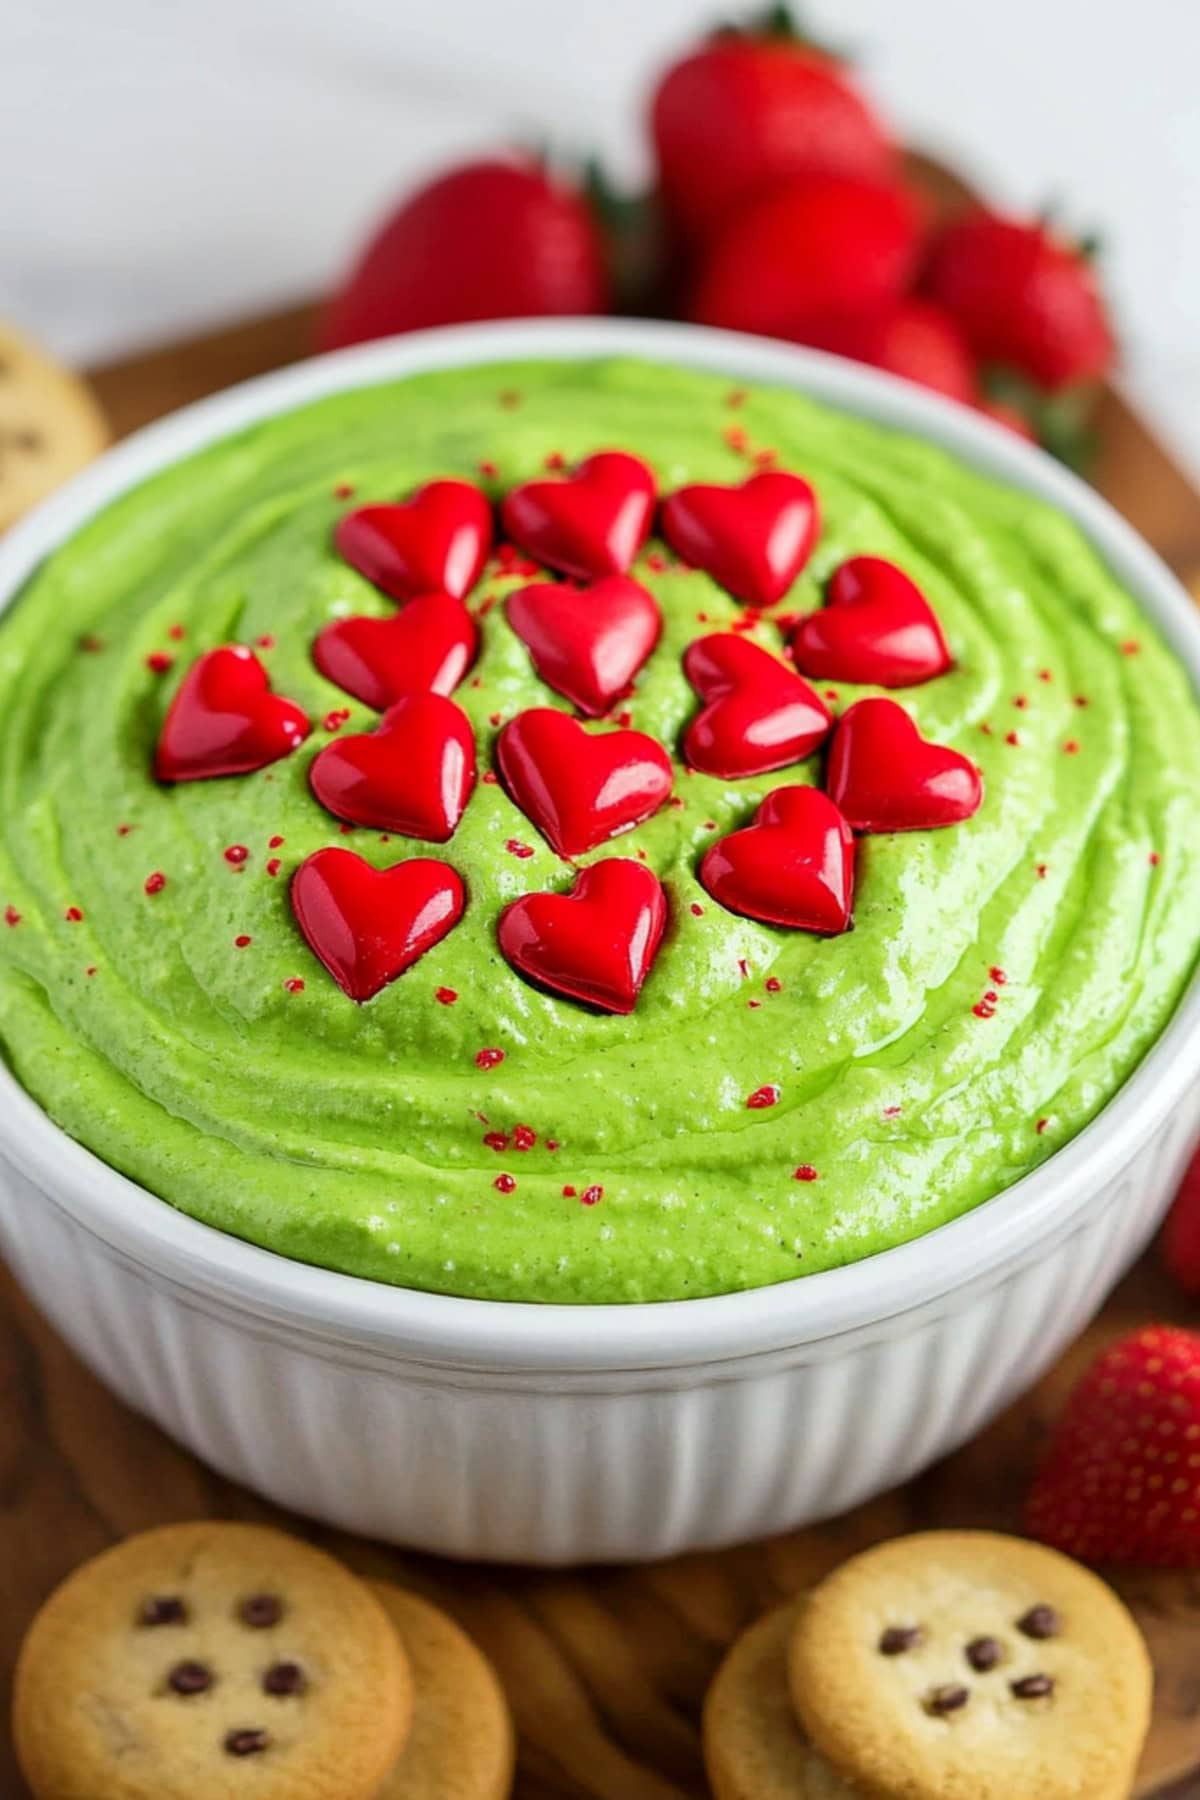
[0,321,1197,1565]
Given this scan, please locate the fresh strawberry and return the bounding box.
[813,298,979,404]
[651,8,895,244]
[1163,1146,1200,1297]
[320,157,609,350]
[923,207,1115,391]
[688,173,923,343]
[1026,1324,1200,1567]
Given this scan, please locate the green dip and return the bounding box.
[0,357,1197,1302]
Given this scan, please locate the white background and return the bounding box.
[4,0,1200,466]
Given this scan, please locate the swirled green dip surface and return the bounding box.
[1,357,1198,1302]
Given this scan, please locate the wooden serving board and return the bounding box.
[0,301,1198,1799]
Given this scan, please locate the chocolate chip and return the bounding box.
[1011,1673,1055,1700]
[239,1594,283,1628]
[878,1624,922,1655]
[1017,1604,1061,1640]
[138,1595,187,1626]
[168,1660,213,1696]
[924,1684,970,1716]
[224,1728,271,1757]
[965,1635,1003,1672]
[262,1660,306,1696]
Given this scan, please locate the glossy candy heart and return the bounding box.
[497,708,673,858]
[506,575,661,716]
[827,697,983,832]
[309,691,476,840]
[291,846,464,1002]
[501,451,656,581]
[700,786,855,933]
[155,645,310,782]
[683,634,832,779]
[791,555,953,687]
[335,480,492,601]
[498,858,667,1014]
[313,592,478,711]
[660,471,819,607]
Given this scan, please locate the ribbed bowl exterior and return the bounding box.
[1,321,1198,1565]
[1,1096,1193,1564]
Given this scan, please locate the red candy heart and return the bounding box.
[700,787,855,932]
[498,858,667,1013]
[335,480,492,602]
[826,697,983,832]
[506,575,661,717]
[501,451,656,581]
[291,846,464,1002]
[155,645,310,782]
[313,592,478,711]
[497,708,673,858]
[683,634,832,779]
[791,555,953,688]
[309,691,476,840]
[660,471,820,607]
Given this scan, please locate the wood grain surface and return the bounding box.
[0,287,1198,1798]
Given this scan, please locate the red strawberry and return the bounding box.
[320,158,609,349]
[688,173,923,344]
[1026,1324,1200,1566]
[812,299,979,405]
[1163,1146,1200,1297]
[650,17,895,245]
[923,208,1115,392]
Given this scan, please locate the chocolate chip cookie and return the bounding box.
[0,318,108,532]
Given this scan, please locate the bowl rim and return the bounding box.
[0,316,1197,1372]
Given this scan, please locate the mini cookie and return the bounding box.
[0,318,108,531]
[13,1521,412,1800]
[703,1598,862,1799]
[788,1531,1152,1800]
[371,1582,515,1798]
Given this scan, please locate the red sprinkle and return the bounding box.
[78,633,105,653]
[476,1047,505,1070]
[323,708,351,732]
[255,633,276,650]
[747,999,762,1009]
[116,823,135,836]
[339,823,355,836]
[726,389,747,409]
[85,965,97,977]
[1013,695,1028,709]
[581,1185,603,1206]
[488,712,503,728]
[765,977,782,993]
[265,858,282,878]
[752,448,778,469]
[234,934,252,948]
[1063,739,1080,755]
[989,967,1007,985]
[979,722,993,736]
[64,906,84,922]
[615,709,633,728]
[144,871,166,896]
[493,1173,517,1193]
[823,688,840,702]
[512,1124,537,1151]
[984,989,998,1004]
[478,459,498,479]
[1005,731,1020,747]
[1120,639,1141,656]
[690,902,704,917]
[646,551,669,574]
[544,451,567,471]
[724,425,748,453]
[737,958,750,979]
[1150,851,1161,867]
[224,845,249,867]
[562,1184,577,1198]
[1074,695,1089,708]
[483,1131,508,1152]
[435,986,458,1005]
[1036,1117,1049,1134]
[482,770,498,785]
[747,1084,780,1109]
[167,623,186,642]
[333,482,355,499]
[145,651,173,674]
[793,1165,819,1182]
[883,1105,902,1118]
[1036,863,1049,879]
[268,834,285,849]
[283,977,305,993]
[505,839,535,860]
[498,390,521,410]
[973,999,996,1019]
[4,905,20,927]
[546,1139,560,1152]
[1038,669,1054,682]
